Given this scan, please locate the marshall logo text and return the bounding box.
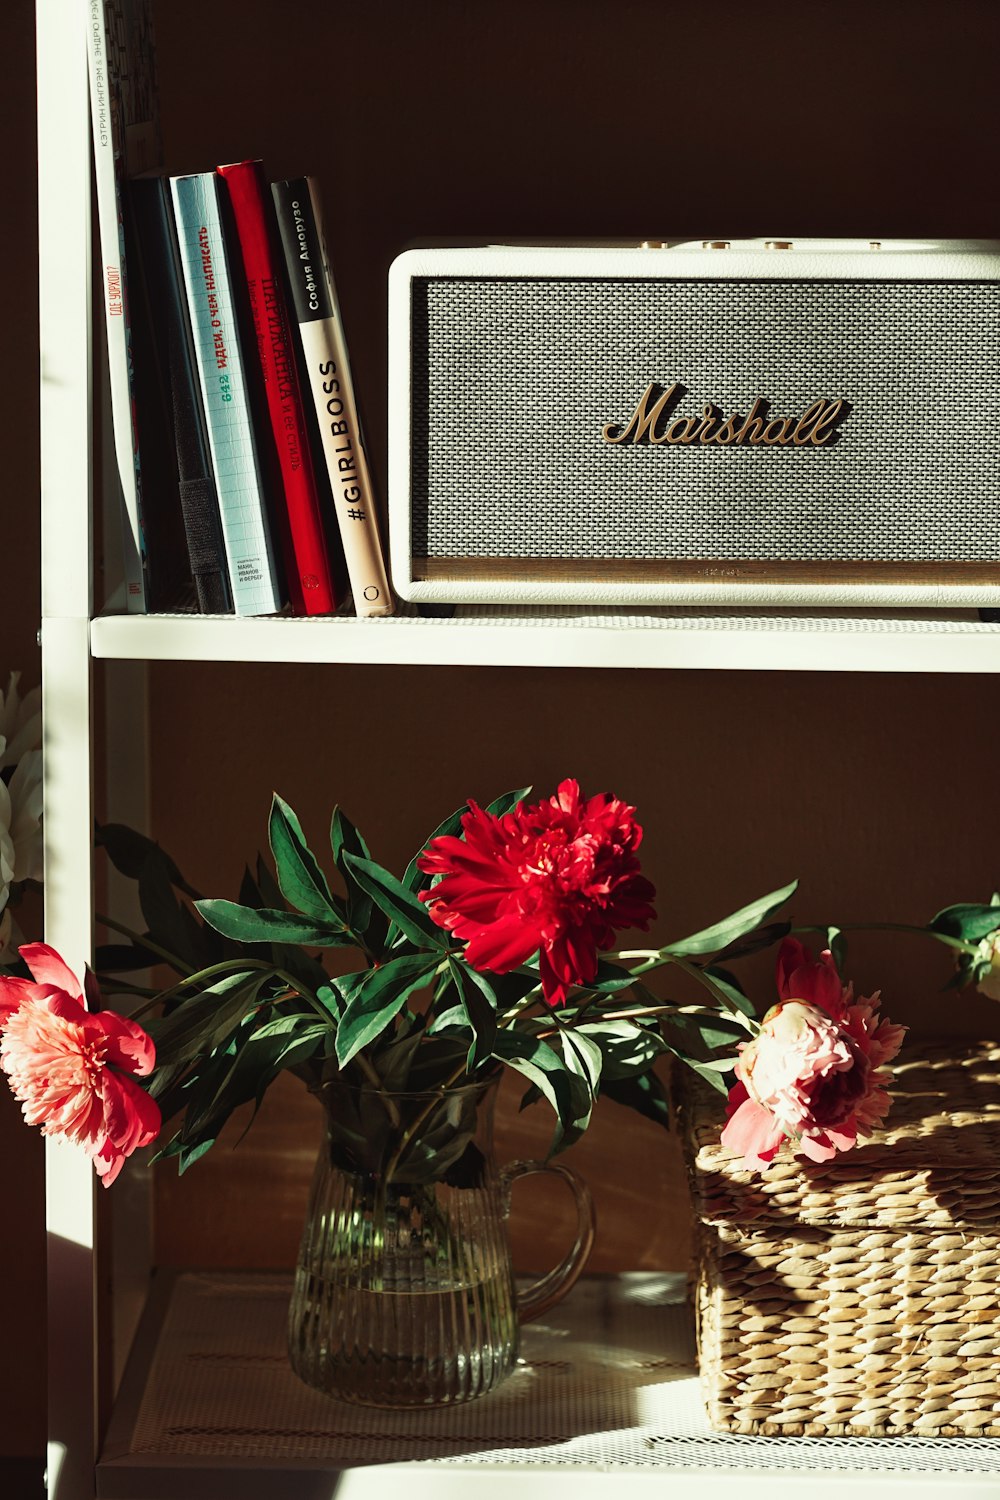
[602,382,849,448]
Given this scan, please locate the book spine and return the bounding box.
[271,178,393,618]
[217,161,336,616]
[126,177,233,614]
[169,173,283,617]
[87,0,147,610]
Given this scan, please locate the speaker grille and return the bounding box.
[410,277,1000,566]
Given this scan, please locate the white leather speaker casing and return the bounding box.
[388,240,1000,607]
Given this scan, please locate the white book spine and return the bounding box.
[169,173,282,617]
[87,0,146,610]
[272,178,393,617]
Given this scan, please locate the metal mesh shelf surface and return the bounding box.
[97,1271,1000,1496]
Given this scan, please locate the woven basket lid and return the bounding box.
[676,1041,1000,1231]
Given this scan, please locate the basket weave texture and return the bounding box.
[675,1042,1000,1437]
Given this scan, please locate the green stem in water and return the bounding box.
[381,1057,474,1184]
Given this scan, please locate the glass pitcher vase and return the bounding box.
[287,1072,595,1408]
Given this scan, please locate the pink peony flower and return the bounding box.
[973,928,1000,1000]
[417,779,656,1007]
[720,937,906,1170]
[0,943,161,1186]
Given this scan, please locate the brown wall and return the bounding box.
[6,0,1000,1461]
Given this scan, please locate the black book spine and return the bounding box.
[126,177,234,614]
[271,178,336,324]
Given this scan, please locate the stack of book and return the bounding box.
[87,1,392,619]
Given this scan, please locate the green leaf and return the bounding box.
[673,1052,733,1095]
[315,982,342,1021]
[484,786,532,820]
[175,897,227,973]
[489,968,542,1009]
[144,970,270,1068]
[403,1033,470,1092]
[554,1028,603,1145]
[328,968,368,1010]
[928,902,1000,944]
[178,1138,216,1175]
[330,808,380,941]
[268,794,344,926]
[447,958,498,1072]
[702,965,757,1019]
[825,925,848,973]
[581,960,639,995]
[492,1031,591,1156]
[335,953,441,1067]
[401,786,531,896]
[94,942,160,973]
[601,1069,672,1129]
[712,920,792,963]
[143,1056,194,1109]
[195,899,344,947]
[662,880,798,957]
[148,1130,182,1165]
[660,1007,747,1056]
[180,1015,328,1142]
[255,854,285,911]
[370,1021,427,1092]
[428,1003,467,1034]
[400,802,470,894]
[578,1019,668,1081]
[138,855,190,961]
[343,854,449,951]
[96,821,202,899]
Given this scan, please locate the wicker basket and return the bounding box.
[675,1042,1000,1437]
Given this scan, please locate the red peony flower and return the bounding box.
[417,779,656,1007]
[720,937,907,1170]
[0,943,161,1186]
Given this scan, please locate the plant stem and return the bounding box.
[95,913,196,975]
[351,1053,403,1129]
[381,1057,472,1183]
[96,979,161,1000]
[793,921,979,954]
[146,956,279,1006]
[665,953,753,1020]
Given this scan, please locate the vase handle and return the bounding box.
[500,1159,596,1324]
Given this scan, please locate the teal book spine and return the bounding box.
[169,171,283,616]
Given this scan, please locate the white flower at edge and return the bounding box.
[6,749,43,886]
[0,905,21,965]
[0,671,42,772]
[973,929,1000,1000]
[0,777,15,919]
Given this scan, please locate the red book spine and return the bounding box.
[217,160,337,615]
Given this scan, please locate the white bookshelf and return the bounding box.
[89,604,1000,673]
[36,2,1000,1497]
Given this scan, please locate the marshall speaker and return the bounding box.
[387,239,1000,607]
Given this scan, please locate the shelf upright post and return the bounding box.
[38,0,97,1495]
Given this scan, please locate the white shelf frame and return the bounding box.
[39,2,98,1498]
[36,4,1000,1497]
[89,607,1000,673]
[92,1271,1000,1500]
